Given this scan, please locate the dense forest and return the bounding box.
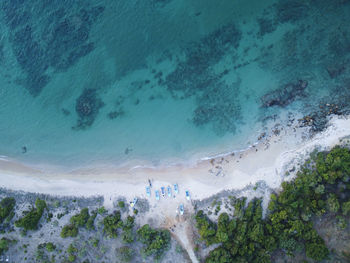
[196,146,350,262]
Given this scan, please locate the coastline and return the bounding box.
[1,114,350,263]
[1,114,350,205]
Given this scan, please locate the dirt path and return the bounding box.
[163,204,199,263]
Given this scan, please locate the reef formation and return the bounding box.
[73,89,104,130]
[1,0,104,96]
[164,23,242,135]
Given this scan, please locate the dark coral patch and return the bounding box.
[261,80,308,108]
[73,89,104,130]
[164,23,242,135]
[275,0,309,24]
[1,1,105,96]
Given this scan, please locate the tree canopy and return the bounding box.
[197,146,350,262]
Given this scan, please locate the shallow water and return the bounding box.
[0,0,350,171]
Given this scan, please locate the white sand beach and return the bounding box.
[1,115,350,206]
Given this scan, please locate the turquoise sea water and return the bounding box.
[0,0,350,171]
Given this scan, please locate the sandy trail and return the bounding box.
[163,204,199,263]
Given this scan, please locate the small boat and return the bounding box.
[155,190,160,200]
[167,186,172,197]
[161,187,165,197]
[146,186,151,197]
[185,190,190,200]
[174,183,179,194]
[179,204,184,215]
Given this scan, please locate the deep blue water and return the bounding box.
[0,0,350,171]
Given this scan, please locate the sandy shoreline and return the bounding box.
[2,114,350,263]
[1,115,350,206]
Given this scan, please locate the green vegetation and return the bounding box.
[45,242,56,252]
[97,206,107,215]
[195,210,217,245]
[0,197,16,224]
[86,210,97,230]
[61,224,78,238]
[196,146,350,262]
[67,243,78,262]
[117,246,133,262]
[61,208,96,238]
[121,216,135,243]
[91,238,99,248]
[118,201,125,208]
[102,211,123,238]
[15,198,46,231]
[36,242,56,262]
[137,224,171,260]
[0,238,10,255]
[70,208,89,227]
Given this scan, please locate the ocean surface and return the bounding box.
[0,0,350,171]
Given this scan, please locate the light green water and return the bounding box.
[0,0,349,171]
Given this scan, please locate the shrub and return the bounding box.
[117,246,133,262]
[68,254,76,262]
[45,242,56,252]
[70,208,90,227]
[326,194,340,213]
[118,201,125,208]
[0,238,10,255]
[137,224,171,260]
[86,211,97,230]
[0,197,16,224]
[103,211,122,238]
[305,242,329,261]
[97,206,107,215]
[15,199,46,231]
[60,224,78,238]
[342,201,350,216]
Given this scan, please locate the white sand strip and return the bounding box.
[0,115,350,206]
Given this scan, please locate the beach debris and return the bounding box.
[258,132,266,140]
